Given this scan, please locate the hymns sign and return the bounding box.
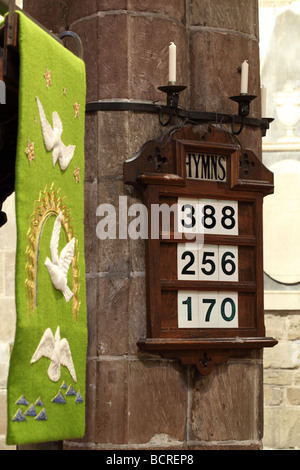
[186,153,226,181]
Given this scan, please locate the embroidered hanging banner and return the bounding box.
[6,11,87,445]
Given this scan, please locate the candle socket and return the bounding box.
[230,93,257,118]
[157,84,187,126]
[229,93,257,135]
[158,84,187,109]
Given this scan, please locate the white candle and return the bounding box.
[261,85,267,116]
[169,42,176,84]
[240,60,249,94]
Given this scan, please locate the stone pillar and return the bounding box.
[22,0,264,450]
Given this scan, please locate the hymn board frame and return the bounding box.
[124,125,277,375]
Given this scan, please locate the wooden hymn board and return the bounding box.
[124,125,277,374]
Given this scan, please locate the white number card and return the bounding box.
[177,244,238,282]
[178,291,238,328]
[177,198,238,236]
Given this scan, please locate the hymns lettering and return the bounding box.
[186,153,226,181]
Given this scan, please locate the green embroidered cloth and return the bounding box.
[6,11,87,445]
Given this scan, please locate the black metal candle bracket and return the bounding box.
[85,99,273,137]
[229,94,257,135]
[157,84,187,126]
[156,87,258,133]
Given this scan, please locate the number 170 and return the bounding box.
[178,291,238,328]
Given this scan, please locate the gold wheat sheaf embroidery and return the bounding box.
[25,183,80,320]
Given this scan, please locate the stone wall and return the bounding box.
[263,312,300,449]
[14,0,265,450]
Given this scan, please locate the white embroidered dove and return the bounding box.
[31,326,77,383]
[36,96,76,171]
[45,212,75,303]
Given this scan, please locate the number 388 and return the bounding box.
[178,198,238,236]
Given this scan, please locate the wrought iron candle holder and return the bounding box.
[157,83,187,126]
[230,93,257,135]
